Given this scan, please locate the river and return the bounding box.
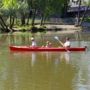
[0,32,90,90]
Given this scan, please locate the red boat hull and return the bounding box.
[9,46,86,52]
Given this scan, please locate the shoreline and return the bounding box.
[36,25,82,30]
[12,24,82,34]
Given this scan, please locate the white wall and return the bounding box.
[69,0,89,7]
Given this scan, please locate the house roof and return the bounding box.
[68,6,90,12]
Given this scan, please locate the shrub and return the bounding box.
[38,26,46,32]
[31,26,38,33]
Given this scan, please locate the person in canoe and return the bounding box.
[63,37,71,48]
[42,41,52,47]
[31,36,37,47]
[45,41,52,47]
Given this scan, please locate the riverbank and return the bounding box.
[12,25,82,41]
[36,24,82,31]
[13,24,82,33]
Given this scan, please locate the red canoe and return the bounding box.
[9,46,86,52]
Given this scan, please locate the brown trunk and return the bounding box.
[0,15,8,30]
[31,8,36,26]
[0,21,6,29]
[40,13,44,26]
[21,12,25,25]
[77,0,81,26]
[26,17,29,25]
[11,16,15,29]
[79,6,89,25]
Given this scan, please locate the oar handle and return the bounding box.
[54,36,70,52]
[58,40,64,47]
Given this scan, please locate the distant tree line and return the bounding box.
[0,0,90,32]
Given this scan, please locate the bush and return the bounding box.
[31,26,46,33]
[38,26,46,32]
[84,18,90,22]
[31,26,38,33]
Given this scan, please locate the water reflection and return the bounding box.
[0,34,90,90]
[31,52,36,67]
[42,52,52,63]
[0,49,79,90]
[60,52,71,64]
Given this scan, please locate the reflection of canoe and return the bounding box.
[9,46,86,52]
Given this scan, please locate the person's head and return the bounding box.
[66,37,70,41]
[46,41,50,44]
[49,42,52,46]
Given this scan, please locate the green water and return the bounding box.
[0,33,90,90]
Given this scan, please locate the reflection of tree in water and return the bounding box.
[0,34,8,46]
[8,34,15,45]
[8,34,31,46]
[20,34,32,45]
[21,34,26,45]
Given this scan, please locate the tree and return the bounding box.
[1,0,18,31]
[75,0,90,26]
[79,0,90,25]
[18,0,28,25]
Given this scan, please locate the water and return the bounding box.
[0,33,90,90]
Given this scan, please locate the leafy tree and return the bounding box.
[1,0,18,30]
[79,0,90,25]
[18,0,28,25]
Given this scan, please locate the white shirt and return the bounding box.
[63,41,71,47]
[32,41,37,46]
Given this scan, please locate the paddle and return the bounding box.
[54,36,70,52]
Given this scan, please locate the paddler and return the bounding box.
[31,36,37,47]
[63,37,71,48]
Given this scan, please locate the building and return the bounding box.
[67,0,90,17]
[69,0,89,7]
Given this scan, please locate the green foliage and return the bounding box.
[84,17,90,22]
[2,0,18,10]
[1,0,19,17]
[31,26,38,33]
[18,0,28,12]
[31,26,46,33]
[14,25,31,30]
[83,0,90,6]
[38,26,46,32]
[0,0,72,32]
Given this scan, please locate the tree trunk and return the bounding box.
[79,6,89,25]
[0,21,6,30]
[0,15,8,30]
[76,0,81,26]
[9,15,15,32]
[21,13,25,25]
[26,10,32,25]
[31,8,36,26]
[26,16,30,25]
[10,15,12,28]
[63,0,69,17]
[0,15,9,32]
[40,13,44,26]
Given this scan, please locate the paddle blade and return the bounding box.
[54,36,59,40]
